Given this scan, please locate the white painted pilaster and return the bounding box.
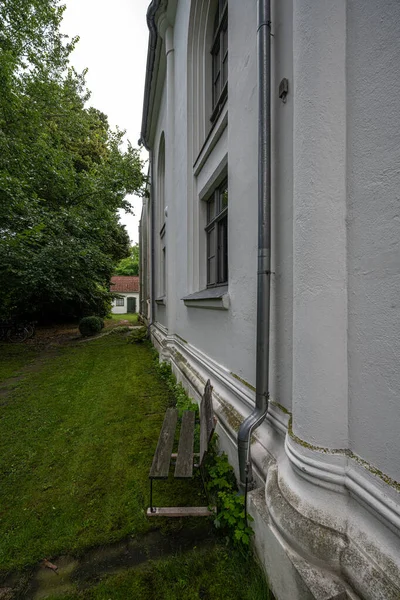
[159,18,176,335]
[292,0,348,449]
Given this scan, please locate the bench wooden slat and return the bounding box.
[149,408,178,479]
[199,380,214,466]
[174,410,195,478]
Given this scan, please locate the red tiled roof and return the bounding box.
[110,276,140,293]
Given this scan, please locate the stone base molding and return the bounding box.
[150,323,400,599]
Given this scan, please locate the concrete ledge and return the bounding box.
[285,435,400,534]
[182,286,230,310]
[148,322,400,600]
[248,487,348,600]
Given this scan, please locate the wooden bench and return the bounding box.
[147,379,216,517]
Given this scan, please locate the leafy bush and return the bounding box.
[127,326,148,343]
[206,450,254,548]
[156,360,198,416]
[79,316,103,337]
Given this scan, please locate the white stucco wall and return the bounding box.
[167,0,260,391]
[347,0,400,482]
[111,292,139,314]
[270,0,294,413]
[142,0,400,596]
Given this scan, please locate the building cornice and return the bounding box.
[139,0,177,149]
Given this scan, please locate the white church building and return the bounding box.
[139,1,400,598]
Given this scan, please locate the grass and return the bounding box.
[105,313,139,325]
[0,333,271,599]
[0,335,197,572]
[0,344,38,384]
[44,545,271,600]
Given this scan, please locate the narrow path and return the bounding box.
[2,525,215,599]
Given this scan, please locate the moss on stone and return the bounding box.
[288,418,400,492]
[219,399,243,434]
[230,372,256,393]
[270,400,291,416]
[351,454,400,493]
[172,350,187,364]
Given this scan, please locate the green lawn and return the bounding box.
[105,313,139,325]
[0,344,38,384]
[0,333,270,598]
[45,545,271,600]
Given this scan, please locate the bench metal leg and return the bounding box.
[149,478,156,513]
[199,464,210,505]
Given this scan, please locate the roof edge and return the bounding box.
[139,0,163,149]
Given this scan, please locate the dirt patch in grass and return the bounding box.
[16,525,214,599]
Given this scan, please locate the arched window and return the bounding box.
[157,133,166,297]
[211,0,228,123]
[157,133,165,236]
[187,0,228,157]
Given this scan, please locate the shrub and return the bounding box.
[206,450,254,548]
[79,316,103,337]
[127,326,148,344]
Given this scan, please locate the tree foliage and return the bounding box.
[0,0,145,320]
[114,244,139,276]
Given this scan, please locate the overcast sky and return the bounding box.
[61,0,150,245]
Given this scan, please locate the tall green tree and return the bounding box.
[114,244,139,276]
[0,0,145,319]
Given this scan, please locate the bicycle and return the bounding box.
[21,320,37,339]
[0,320,29,343]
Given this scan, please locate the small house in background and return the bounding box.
[110,276,139,314]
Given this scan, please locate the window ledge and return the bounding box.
[182,286,229,310]
[155,296,166,306]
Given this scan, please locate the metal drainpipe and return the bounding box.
[238,0,271,489]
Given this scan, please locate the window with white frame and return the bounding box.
[211,0,228,123]
[116,298,124,306]
[206,179,228,287]
[161,246,166,296]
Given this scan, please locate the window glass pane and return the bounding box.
[208,225,216,257]
[207,225,216,285]
[222,56,228,88]
[221,185,228,210]
[222,27,228,56]
[213,74,220,106]
[162,248,166,295]
[207,197,215,223]
[213,47,221,80]
[211,2,227,120]
[217,217,228,283]
[205,179,228,287]
[208,256,216,286]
